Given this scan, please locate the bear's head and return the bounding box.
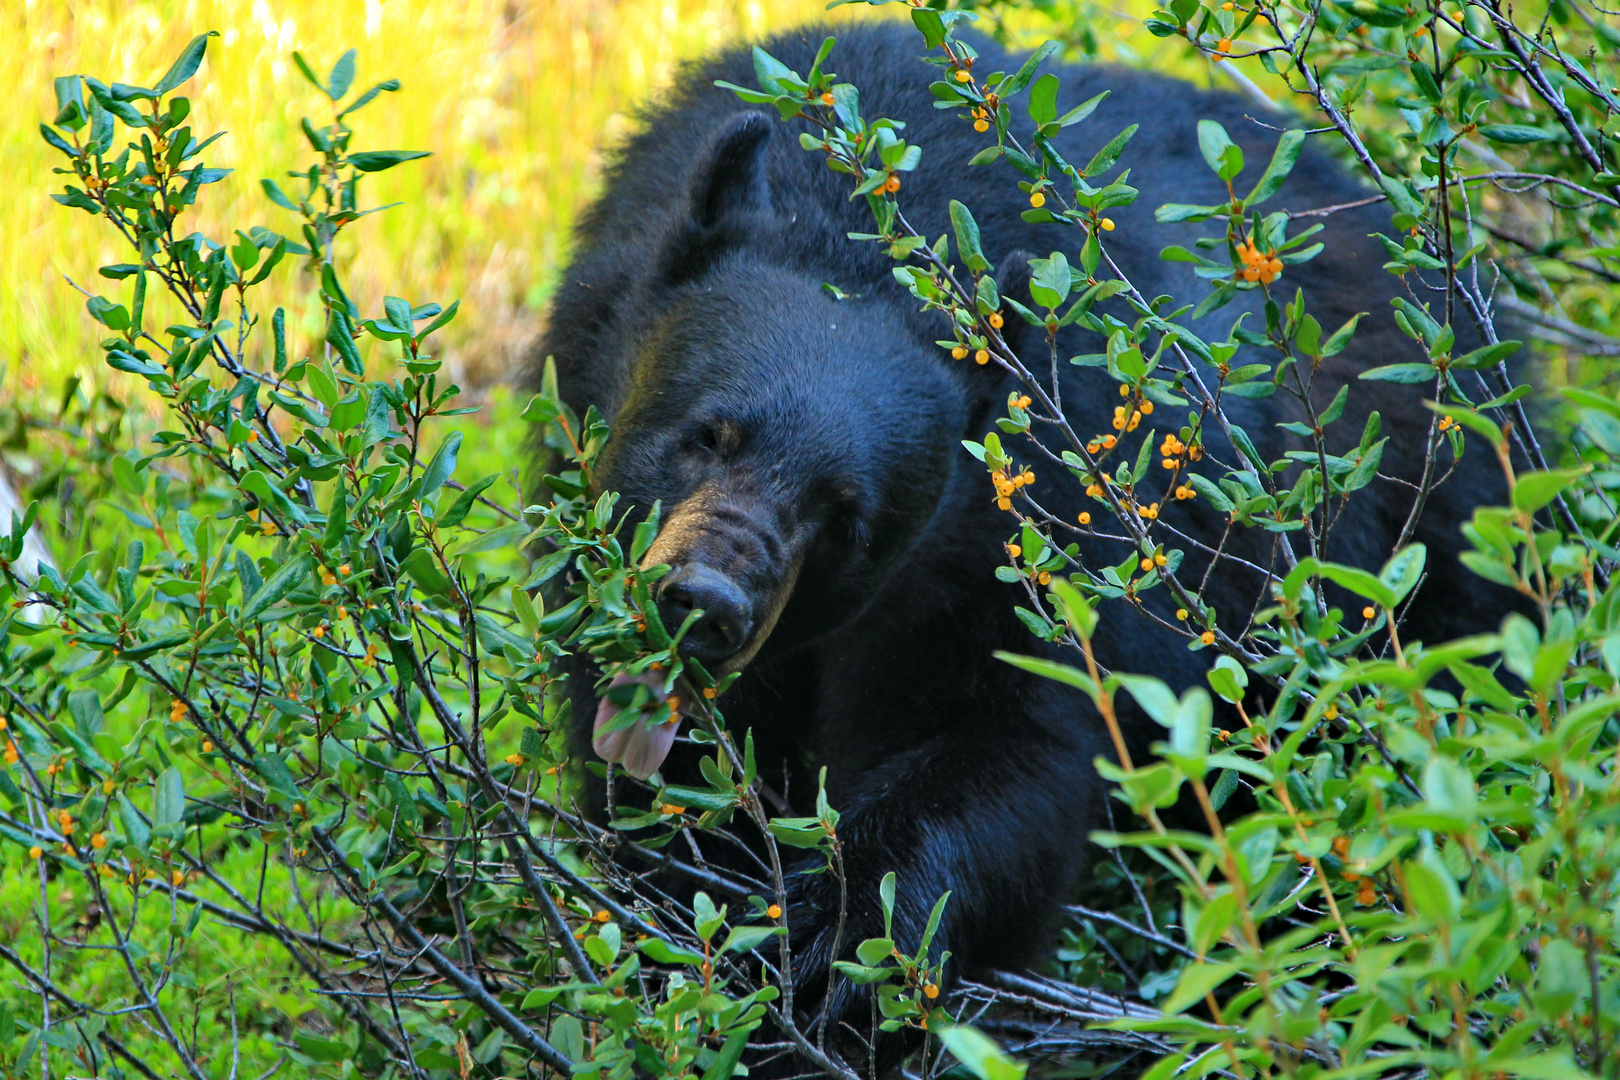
[595,114,974,677]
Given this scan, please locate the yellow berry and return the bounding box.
[973,119,989,133]
[1029,191,1046,208]
[1140,399,1153,414]
[1176,608,1189,620]
[1037,571,1051,585]
[29,846,42,860]
[1100,217,1115,231]
[954,68,972,82]
[1007,544,1022,558]
[996,497,1012,511]
[974,349,990,365]
[92,833,107,849]
[201,740,213,753]
[103,780,115,794]
[952,345,968,360]
[1363,606,1376,619]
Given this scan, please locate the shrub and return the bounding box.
[4,3,1619,1079]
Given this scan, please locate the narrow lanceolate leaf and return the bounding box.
[348,150,431,172]
[154,32,218,95]
[1244,129,1305,205]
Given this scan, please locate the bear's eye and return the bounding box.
[687,424,723,456]
[686,421,741,459]
[828,502,870,548]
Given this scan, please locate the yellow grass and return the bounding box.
[4,0,1217,402]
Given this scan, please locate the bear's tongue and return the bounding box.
[592,671,682,780]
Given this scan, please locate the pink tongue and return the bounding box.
[592,671,682,780]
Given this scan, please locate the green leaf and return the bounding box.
[1377,542,1427,604]
[994,652,1095,696]
[1359,363,1434,384]
[937,1024,1027,1080]
[420,431,462,498]
[949,201,989,273]
[720,925,783,955]
[1512,468,1586,514]
[1028,73,1060,126]
[1163,960,1238,1014]
[328,49,357,100]
[639,938,705,966]
[348,150,431,172]
[1083,124,1137,177]
[241,554,312,621]
[1316,560,1396,609]
[1478,124,1557,143]
[253,752,303,801]
[439,474,498,529]
[1001,40,1061,96]
[1244,129,1304,205]
[155,33,217,95]
[154,766,186,828]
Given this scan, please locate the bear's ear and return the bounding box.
[689,112,774,229]
[990,250,1042,362]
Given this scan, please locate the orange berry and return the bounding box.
[594,910,612,923]
[973,119,989,133]
[996,497,1012,511]
[820,92,835,105]
[952,345,968,360]
[974,349,990,365]
[768,904,783,919]
[1007,544,1022,558]
[660,804,686,815]
[1077,512,1091,525]
[924,983,940,999]
[1200,630,1216,645]
[1037,571,1051,585]
[92,833,107,849]
[988,312,1004,329]
[1141,558,1155,572]
[1363,606,1376,620]
[703,687,717,699]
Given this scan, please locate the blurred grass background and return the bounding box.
[2,0,1219,409]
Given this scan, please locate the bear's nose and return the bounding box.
[656,565,754,662]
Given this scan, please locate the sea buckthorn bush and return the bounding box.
[4,2,1620,1079]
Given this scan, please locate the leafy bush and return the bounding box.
[4,2,1619,1079]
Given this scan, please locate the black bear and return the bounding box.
[532,19,1516,1063]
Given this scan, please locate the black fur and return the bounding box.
[531,22,1520,1064]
